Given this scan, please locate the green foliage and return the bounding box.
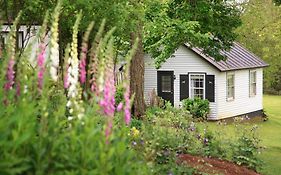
[144,0,242,68]
[115,85,125,105]
[232,125,262,171]
[0,98,148,175]
[140,106,263,173]
[0,8,148,175]
[182,98,210,120]
[236,0,281,94]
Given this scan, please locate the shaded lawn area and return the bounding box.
[198,95,281,175]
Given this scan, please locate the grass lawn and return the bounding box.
[258,95,281,175]
[199,95,281,175]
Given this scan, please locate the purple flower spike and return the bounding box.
[79,57,86,84]
[4,59,15,91]
[117,102,123,112]
[37,44,46,91]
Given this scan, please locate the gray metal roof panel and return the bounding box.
[186,42,269,72]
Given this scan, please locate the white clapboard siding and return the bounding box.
[216,68,263,119]
[1,25,50,66]
[144,45,219,119]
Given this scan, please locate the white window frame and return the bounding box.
[249,70,257,97]
[189,73,205,99]
[0,31,24,49]
[226,72,235,101]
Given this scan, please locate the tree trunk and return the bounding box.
[130,28,146,118]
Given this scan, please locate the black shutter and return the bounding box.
[180,74,189,101]
[205,75,215,102]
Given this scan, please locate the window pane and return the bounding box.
[227,73,235,99]
[250,71,257,96]
[161,76,171,92]
[190,74,204,99]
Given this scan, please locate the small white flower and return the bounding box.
[69,108,73,114]
[77,113,84,120]
[66,100,72,107]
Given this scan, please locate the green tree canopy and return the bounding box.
[144,0,242,68]
[236,0,281,94]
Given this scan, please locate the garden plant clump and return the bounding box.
[182,98,210,120]
[133,104,264,174]
[0,4,148,175]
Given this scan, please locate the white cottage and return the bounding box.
[144,43,269,120]
[0,24,47,64]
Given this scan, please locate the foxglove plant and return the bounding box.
[99,38,116,117]
[63,45,71,89]
[37,13,48,92]
[121,38,139,125]
[66,13,85,120]
[3,13,21,93]
[49,2,61,82]
[89,20,105,94]
[37,45,46,91]
[68,13,81,99]
[4,59,15,91]
[79,22,94,84]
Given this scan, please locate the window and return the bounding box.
[0,31,24,49]
[161,75,171,92]
[249,70,257,97]
[190,74,205,99]
[226,72,235,101]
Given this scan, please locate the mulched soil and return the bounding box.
[178,154,260,175]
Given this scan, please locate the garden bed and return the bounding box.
[178,154,260,175]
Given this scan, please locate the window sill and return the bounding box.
[249,94,256,98]
[226,97,234,102]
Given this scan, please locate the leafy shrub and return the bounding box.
[115,85,125,105]
[182,98,210,120]
[142,106,263,173]
[232,125,262,171]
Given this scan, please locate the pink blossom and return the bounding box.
[79,57,86,84]
[117,102,123,111]
[37,44,46,91]
[99,66,116,117]
[124,85,131,125]
[4,59,15,91]
[64,65,69,89]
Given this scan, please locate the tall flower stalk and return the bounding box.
[122,38,139,125]
[3,13,21,93]
[89,20,105,95]
[98,38,117,143]
[66,12,84,120]
[49,2,61,82]
[63,44,71,89]
[99,38,116,116]
[79,22,94,85]
[37,13,48,92]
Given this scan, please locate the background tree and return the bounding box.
[0,0,242,117]
[144,0,242,68]
[236,0,281,94]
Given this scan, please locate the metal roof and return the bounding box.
[185,42,269,72]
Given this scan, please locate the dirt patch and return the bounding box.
[178,154,260,175]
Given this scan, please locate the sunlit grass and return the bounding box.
[258,95,281,175]
[198,95,281,174]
